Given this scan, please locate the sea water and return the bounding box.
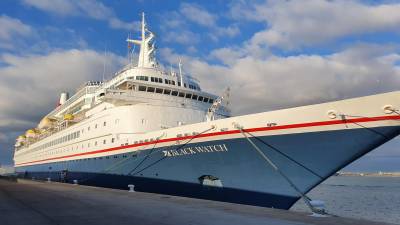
[291,176,400,224]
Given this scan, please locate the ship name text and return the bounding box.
[162,144,228,157]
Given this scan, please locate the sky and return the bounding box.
[0,0,400,171]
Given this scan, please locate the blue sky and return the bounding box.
[0,0,400,171]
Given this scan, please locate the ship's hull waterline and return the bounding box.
[17,123,400,209]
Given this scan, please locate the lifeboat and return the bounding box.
[25,129,37,138]
[16,135,26,142]
[63,113,74,121]
[38,117,55,129]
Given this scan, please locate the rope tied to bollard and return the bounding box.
[232,122,331,216]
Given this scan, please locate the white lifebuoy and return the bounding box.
[327,110,337,119]
[383,105,395,114]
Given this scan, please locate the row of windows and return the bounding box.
[135,75,200,90]
[32,131,81,152]
[34,137,116,158]
[150,77,162,83]
[136,75,148,81]
[60,154,135,163]
[165,79,175,85]
[27,120,110,156]
[85,121,107,132]
[138,85,214,103]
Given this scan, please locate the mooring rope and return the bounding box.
[243,131,323,179]
[130,126,215,176]
[233,123,328,215]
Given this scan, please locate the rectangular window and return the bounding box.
[185,93,192,98]
[171,91,178,96]
[178,92,185,97]
[147,87,155,92]
[111,138,115,143]
[163,89,171,95]
[136,76,149,81]
[155,88,163,94]
[209,99,214,103]
[198,96,203,101]
[151,77,155,82]
[203,97,209,102]
[103,121,106,126]
[192,94,198,100]
[138,86,146,91]
[103,140,106,144]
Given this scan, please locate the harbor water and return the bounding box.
[291,176,400,224]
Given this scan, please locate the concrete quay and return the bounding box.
[0,178,393,225]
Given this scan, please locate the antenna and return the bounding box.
[178,58,184,86]
[102,45,107,82]
[127,33,131,63]
[141,12,145,67]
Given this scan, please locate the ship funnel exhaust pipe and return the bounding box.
[59,92,69,105]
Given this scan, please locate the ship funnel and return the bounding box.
[59,92,69,105]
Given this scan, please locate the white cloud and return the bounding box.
[180,3,217,27]
[180,3,240,40]
[0,49,126,132]
[230,0,400,50]
[164,30,200,45]
[161,44,400,115]
[22,0,138,31]
[160,3,240,45]
[0,15,33,49]
[209,47,247,65]
[20,0,76,16]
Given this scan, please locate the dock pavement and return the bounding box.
[0,177,394,225]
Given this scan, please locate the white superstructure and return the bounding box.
[14,13,230,166]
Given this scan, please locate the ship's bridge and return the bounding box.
[92,13,225,112]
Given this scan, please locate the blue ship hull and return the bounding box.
[16,126,400,209]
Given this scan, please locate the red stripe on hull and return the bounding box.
[15,115,400,166]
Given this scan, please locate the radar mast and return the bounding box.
[126,12,157,68]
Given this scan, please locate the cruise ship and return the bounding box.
[14,13,400,211]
